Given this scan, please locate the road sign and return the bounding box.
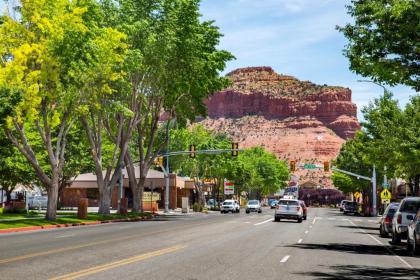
[381,198,390,204]
[224,179,234,195]
[354,192,361,199]
[304,164,316,169]
[383,182,389,189]
[380,189,391,200]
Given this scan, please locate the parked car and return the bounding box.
[246,200,262,214]
[274,199,303,223]
[343,201,358,215]
[221,200,240,213]
[270,200,278,209]
[407,210,420,255]
[299,200,307,220]
[392,197,420,244]
[28,196,48,209]
[339,200,351,212]
[379,202,400,237]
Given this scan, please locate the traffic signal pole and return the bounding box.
[331,165,377,216]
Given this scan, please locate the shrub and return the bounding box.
[192,203,203,212]
[3,208,28,214]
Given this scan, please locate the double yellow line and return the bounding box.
[50,245,185,280]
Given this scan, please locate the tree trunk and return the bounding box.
[5,189,12,203]
[408,178,415,196]
[415,175,420,197]
[46,180,59,221]
[98,186,111,215]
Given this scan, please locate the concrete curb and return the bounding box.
[0,216,154,234]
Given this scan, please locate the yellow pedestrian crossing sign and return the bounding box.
[380,189,391,200]
[354,192,361,200]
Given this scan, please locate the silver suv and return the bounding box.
[221,200,240,213]
[391,197,420,244]
[274,199,303,223]
[246,200,262,214]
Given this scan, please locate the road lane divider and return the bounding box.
[50,245,185,280]
[304,230,309,234]
[280,255,290,263]
[254,218,273,226]
[297,239,303,244]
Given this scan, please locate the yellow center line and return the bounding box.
[50,245,185,280]
[0,219,220,265]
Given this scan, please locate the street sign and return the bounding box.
[304,164,316,170]
[354,192,361,199]
[383,182,389,189]
[381,198,390,204]
[380,189,391,200]
[224,179,234,195]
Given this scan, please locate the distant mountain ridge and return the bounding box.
[200,66,360,188]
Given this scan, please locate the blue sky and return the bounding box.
[1,0,416,119]
[200,0,417,119]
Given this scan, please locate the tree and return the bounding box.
[113,0,234,212]
[332,172,357,194]
[0,0,103,220]
[337,0,420,91]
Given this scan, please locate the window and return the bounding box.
[86,189,99,200]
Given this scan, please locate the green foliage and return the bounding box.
[332,172,357,194]
[337,0,420,91]
[192,202,203,212]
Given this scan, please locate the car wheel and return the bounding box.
[379,225,388,238]
[275,217,280,222]
[298,218,303,223]
[303,215,307,220]
[413,232,420,255]
[246,210,250,214]
[407,236,414,253]
[258,210,262,214]
[343,211,347,215]
[392,231,401,244]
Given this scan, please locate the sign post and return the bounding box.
[224,179,234,195]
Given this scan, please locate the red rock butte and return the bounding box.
[200,66,360,189]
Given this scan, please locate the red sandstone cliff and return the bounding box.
[200,66,360,188]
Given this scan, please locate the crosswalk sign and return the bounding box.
[354,192,361,199]
[380,189,391,200]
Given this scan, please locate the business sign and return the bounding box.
[224,179,235,195]
[142,192,161,201]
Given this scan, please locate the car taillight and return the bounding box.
[385,216,391,224]
[397,214,402,224]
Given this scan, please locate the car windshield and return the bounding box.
[278,200,298,206]
[387,209,396,216]
[345,202,357,206]
[223,202,233,205]
[400,200,420,213]
[248,200,258,205]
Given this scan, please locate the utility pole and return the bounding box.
[372,165,377,217]
[164,121,170,213]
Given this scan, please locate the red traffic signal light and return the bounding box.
[324,161,329,172]
[290,160,296,172]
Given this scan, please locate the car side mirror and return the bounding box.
[407,214,414,221]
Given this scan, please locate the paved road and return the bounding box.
[0,208,419,279]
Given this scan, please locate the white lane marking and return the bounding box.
[309,225,313,228]
[280,255,290,263]
[55,234,75,239]
[349,220,413,269]
[368,220,379,223]
[341,218,349,221]
[297,239,303,244]
[328,218,336,220]
[244,221,251,224]
[312,217,318,225]
[254,218,273,226]
[304,230,309,234]
[355,219,362,222]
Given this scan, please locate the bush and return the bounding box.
[3,208,28,214]
[192,203,203,212]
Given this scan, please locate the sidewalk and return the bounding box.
[155,208,220,216]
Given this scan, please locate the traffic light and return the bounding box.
[324,161,329,172]
[154,156,163,166]
[189,144,196,158]
[290,160,296,172]
[231,142,239,157]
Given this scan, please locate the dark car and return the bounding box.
[407,210,420,255]
[379,202,399,237]
[299,200,307,220]
[343,201,358,215]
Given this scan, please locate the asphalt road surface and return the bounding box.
[1,208,420,280]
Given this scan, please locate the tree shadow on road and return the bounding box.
[287,243,392,256]
[295,265,420,280]
[336,225,378,231]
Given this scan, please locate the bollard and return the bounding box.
[78,198,88,219]
[119,197,128,215]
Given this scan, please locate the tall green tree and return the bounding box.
[111,0,234,212]
[337,0,420,91]
[0,0,103,220]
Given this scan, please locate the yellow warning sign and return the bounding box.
[354,192,361,199]
[380,189,391,200]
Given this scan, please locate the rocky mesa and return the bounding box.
[200,66,360,188]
